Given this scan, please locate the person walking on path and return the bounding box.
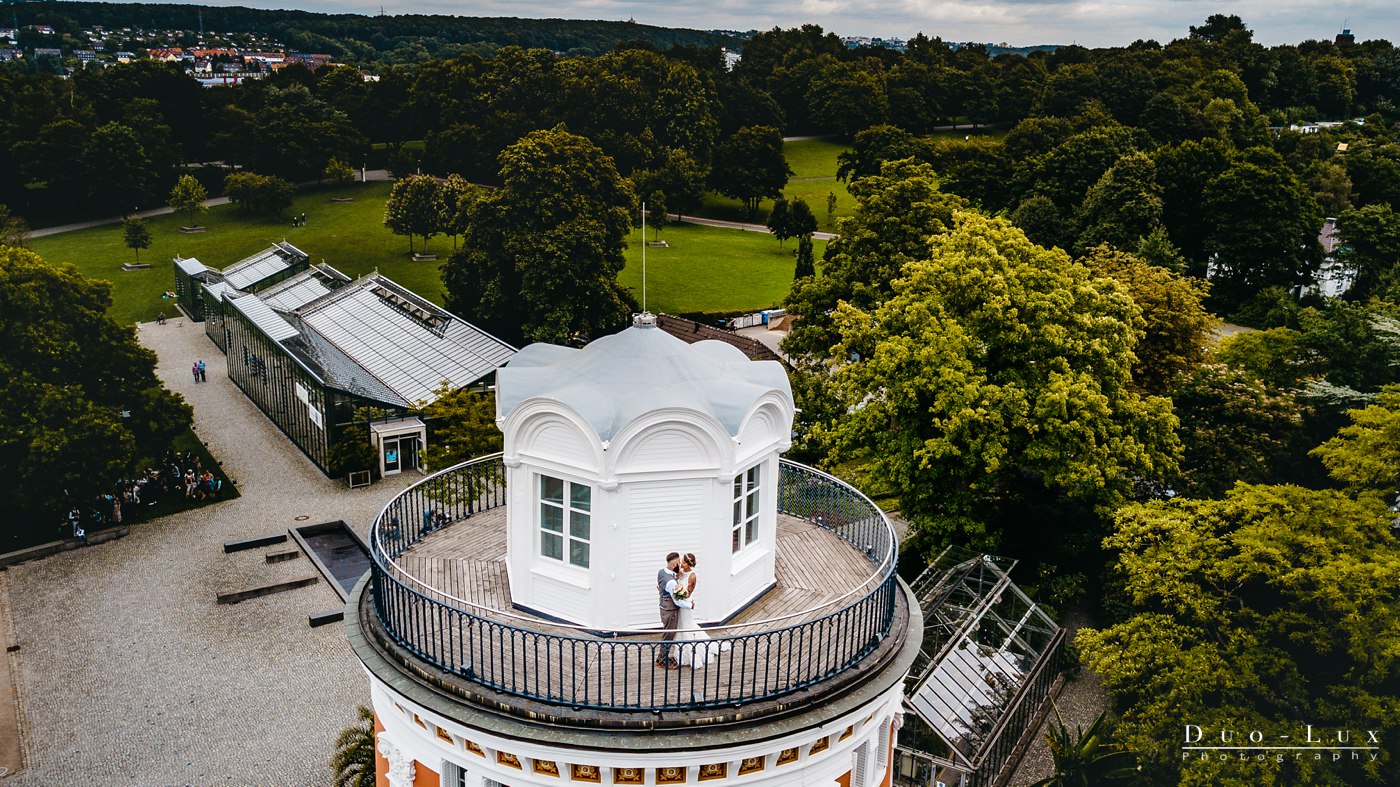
[191,362,200,384]
[198,360,207,383]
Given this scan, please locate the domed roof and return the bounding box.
[497,317,792,441]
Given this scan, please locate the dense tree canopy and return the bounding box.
[1079,484,1400,785]
[0,247,190,525]
[442,127,636,345]
[819,211,1180,548]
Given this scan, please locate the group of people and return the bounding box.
[59,449,225,540]
[656,551,729,670]
[191,359,208,383]
[291,213,309,227]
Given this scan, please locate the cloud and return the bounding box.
[109,0,1400,47]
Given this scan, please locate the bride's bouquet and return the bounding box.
[672,587,690,601]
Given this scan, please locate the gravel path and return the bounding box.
[1007,608,1110,786]
[2,320,411,786]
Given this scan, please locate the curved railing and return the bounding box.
[366,454,900,712]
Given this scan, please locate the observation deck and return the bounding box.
[354,454,913,727]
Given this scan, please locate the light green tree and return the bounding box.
[823,211,1179,548]
[1078,246,1216,394]
[1078,484,1400,785]
[1311,385,1400,491]
[166,174,208,223]
[323,157,355,185]
[419,385,501,471]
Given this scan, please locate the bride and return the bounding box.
[672,552,730,668]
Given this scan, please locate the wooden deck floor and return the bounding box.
[379,508,892,708]
[392,508,876,629]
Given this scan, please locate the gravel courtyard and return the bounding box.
[2,319,412,786]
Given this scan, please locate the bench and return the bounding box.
[121,262,152,271]
[411,253,438,262]
[331,197,354,203]
[179,226,206,234]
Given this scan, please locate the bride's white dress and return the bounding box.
[673,572,731,668]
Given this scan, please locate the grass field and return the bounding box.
[31,139,853,325]
[620,222,826,316]
[696,138,855,232]
[30,181,455,325]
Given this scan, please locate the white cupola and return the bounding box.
[495,314,795,629]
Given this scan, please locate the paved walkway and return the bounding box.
[28,170,392,239]
[1,320,412,785]
[673,214,837,241]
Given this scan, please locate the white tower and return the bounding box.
[495,313,794,629]
[350,315,919,787]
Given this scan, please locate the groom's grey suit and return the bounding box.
[657,567,680,666]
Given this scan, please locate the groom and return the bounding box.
[656,551,692,670]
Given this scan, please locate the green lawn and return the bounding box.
[693,138,855,232]
[31,181,825,325]
[30,181,455,325]
[620,222,826,316]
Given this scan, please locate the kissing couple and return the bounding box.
[656,551,729,670]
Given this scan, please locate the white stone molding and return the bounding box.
[378,733,417,787]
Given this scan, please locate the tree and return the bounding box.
[788,198,818,238]
[323,157,355,185]
[1169,362,1307,496]
[242,83,365,181]
[1030,708,1136,787]
[1336,203,1400,300]
[442,127,636,345]
[1074,152,1165,254]
[766,198,792,246]
[1202,149,1323,310]
[822,211,1179,549]
[793,235,815,279]
[643,191,667,241]
[223,172,294,217]
[1078,484,1400,785]
[1311,385,1400,492]
[836,124,929,183]
[438,174,478,250]
[805,56,888,136]
[166,174,208,223]
[1011,195,1072,251]
[0,247,191,534]
[84,122,153,210]
[383,174,445,253]
[1079,246,1215,394]
[784,160,964,360]
[329,705,376,787]
[122,217,152,265]
[710,125,791,219]
[0,204,29,249]
[419,385,502,471]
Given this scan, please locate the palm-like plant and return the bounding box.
[1031,706,1137,787]
[330,705,377,787]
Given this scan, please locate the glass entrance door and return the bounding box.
[398,436,419,472]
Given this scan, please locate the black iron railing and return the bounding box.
[367,454,900,711]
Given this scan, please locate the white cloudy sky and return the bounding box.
[163,0,1399,48]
